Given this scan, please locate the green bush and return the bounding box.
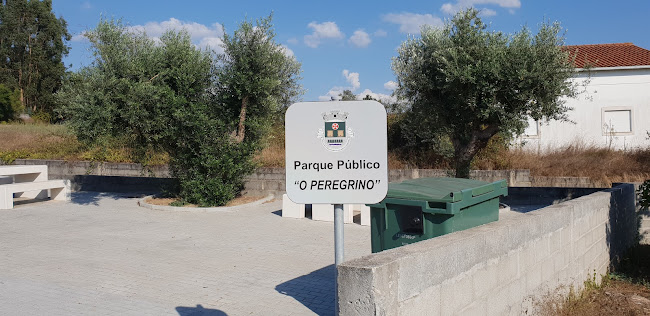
[387,112,454,168]
[0,84,22,122]
[639,180,650,210]
[58,15,301,206]
[31,111,52,124]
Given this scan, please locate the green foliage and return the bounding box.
[0,0,70,115]
[0,150,29,164]
[57,19,187,150]
[472,133,513,170]
[0,84,22,122]
[339,89,357,101]
[217,14,303,144]
[387,112,454,168]
[58,15,302,206]
[639,180,650,210]
[392,8,577,178]
[31,111,52,124]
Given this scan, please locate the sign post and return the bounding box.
[285,101,388,315]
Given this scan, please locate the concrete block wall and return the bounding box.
[13,160,608,195]
[531,176,608,188]
[15,159,170,178]
[338,184,637,315]
[242,167,286,196]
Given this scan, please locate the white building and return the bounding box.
[519,43,650,152]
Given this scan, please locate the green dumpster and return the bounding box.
[368,177,508,253]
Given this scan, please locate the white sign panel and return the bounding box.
[285,101,388,204]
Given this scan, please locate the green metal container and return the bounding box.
[368,177,508,253]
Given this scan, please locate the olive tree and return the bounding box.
[392,8,578,178]
[217,14,302,144]
[59,16,302,206]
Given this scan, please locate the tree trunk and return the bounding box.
[18,12,25,110]
[453,147,474,179]
[232,96,248,143]
[18,68,24,108]
[27,35,33,113]
[452,125,500,178]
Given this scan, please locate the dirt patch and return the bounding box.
[224,195,265,206]
[145,195,265,208]
[541,279,650,316]
[145,197,196,208]
[542,245,650,316]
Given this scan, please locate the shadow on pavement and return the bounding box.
[276,264,336,316]
[175,304,227,316]
[70,191,146,206]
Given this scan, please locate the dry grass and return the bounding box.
[540,245,650,316]
[145,195,265,207]
[0,123,84,162]
[0,123,75,152]
[0,123,168,165]
[254,127,285,167]
[503,145,650,184]
[2,123,649,185]
[255,141,285,167]
[540,278,650,316]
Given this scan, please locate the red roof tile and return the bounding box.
[563,43,650,68]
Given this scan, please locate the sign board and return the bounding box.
[285,101,388,204]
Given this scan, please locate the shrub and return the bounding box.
[0,84,22,122]
[30,111,52,124]
[639,180,650,210]
[58,15,301,206]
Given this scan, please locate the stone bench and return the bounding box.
[0,165,71,209]
[0,165,49,199]
[0,180,70,209]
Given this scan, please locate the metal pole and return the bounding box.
[334,203,344,315]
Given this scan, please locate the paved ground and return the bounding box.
[0,192,371,316]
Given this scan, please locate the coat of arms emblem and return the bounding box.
[317,110,354,151]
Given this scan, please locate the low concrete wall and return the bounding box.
[531,176,608,188]
[243,167,287,195]
[13,160,608,195]
[338,184,638,315]
[14,159,170,178]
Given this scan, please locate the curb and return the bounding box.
[137,194,276,213]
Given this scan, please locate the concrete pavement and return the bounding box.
[0,192,371,315]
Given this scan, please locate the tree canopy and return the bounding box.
[0,83,21,121]
[58,15,302,206]
[218,14,302,144]
[0,0,70,117]
[339,89,356,101]
[392,8,578,178]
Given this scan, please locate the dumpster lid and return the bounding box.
[385,177,492,202]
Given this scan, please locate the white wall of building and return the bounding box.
[518,67,650,152]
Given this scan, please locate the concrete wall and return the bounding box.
[14,159,171,178]
[517,67,650,151]
[13,160,608,195]
[338,183,638,315]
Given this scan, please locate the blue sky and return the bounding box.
[52,0,650,102]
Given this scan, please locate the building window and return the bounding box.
[602,108,633,135]
[523,117,539,138]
